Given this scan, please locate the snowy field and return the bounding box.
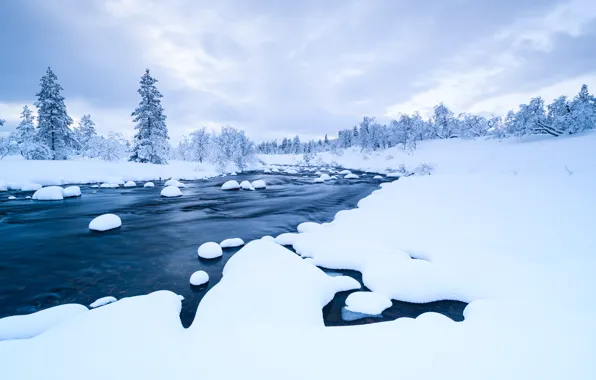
[1,132,595,379]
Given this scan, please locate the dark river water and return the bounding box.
[0,171,465,327]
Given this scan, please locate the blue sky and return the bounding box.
[1,0,596,142]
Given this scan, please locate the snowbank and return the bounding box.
[297,222,323,234]
[344,173,359,179]
[20,183,42,191]
[313,178,324,183]
[161,186,183,197]
[100,183,119,188]
[198,242,223,259]
[90,296,117,309]
[252,180,266,189]
[344,292,392,315]
[221,180,240,190]
[89,214,122,232]
[143,182,155,187]
[62,186,81,198]
[32,186,64,201]
[274,232,299,246]
[0,304,88,341]
[220,238,245,248]
[164,179,185,188]
[190,271,209,286]
[124,181,136,187]
[240,180,254,190]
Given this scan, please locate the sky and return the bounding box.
[1,0,596,143]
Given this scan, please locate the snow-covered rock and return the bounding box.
[89,296,117,309]
[297,222,323,234]
[220,238,245,248]
[198,242,223,259]
[190,271,209,286]
[330,175,338,179]
[263,168,272,174]
[373,175,383,179]
[161,186,183,197]
[143,182,155,188]
[7,196,16,200]
[25,196,31,199]
[32,186,64,201]
[62,186,81,198]
[386,172,401,178]
[332,276,362,292]
[275,232,299,246]
[20,183,42,192]
[284,168,298,174]
[164,179,185,188]
[252,180,266,189]
[344,173,359,179]
[90,184,99,188]
[313,178,324,183]
[320,173,331,181]
[338,169,351,175]
[100,183,119,189]
[271,167,280,172]
[89,214,122,232]
[345,292,392,315]
[240,180,255,190]
[260,235,275,242]
[315,171,322,175]
[0,304,88,341]
[124,181,137,187]
[221,180,241,190]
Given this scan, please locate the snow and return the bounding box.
[314,171,322,175]
[386,172,401,178]
[319,173,331,181]
[240,180,255,190]
[124,181,137,187]
[221,180,240,190]
[275,232,299,246]
[7,196,16,200]
[100,183,119,188]
[89,296,117,308]
[20,183,42,191]
[252,180,267,189]
[338,169,351,175]
[297,222,323,234]
[88,214,122,232]
[90,184,99,188]
[373,175,383,179]
[189,271,209,286]
[260,235,275,242]
[0,304,88,341]
[160,186,183,197]
[344,291,392,315]
[25,196,31,199]
[220,238,245,248]
[330,175,337,179]
[344,173,359,179]
[32,186,64,200]
[331,276,361,292]
[263,168,272,173]
[197,242,223,259]
[164,179,185,188]
[284,168,298,174]
[0,181,6,191]
[313,178,324,183]
[143,182,155,187]
[62,186,81,198]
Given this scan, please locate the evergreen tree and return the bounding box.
[34,67,76,160]
[15,106,35,146]
[569,84,596,134]
[130,69,169,164]
[76,114,97,156]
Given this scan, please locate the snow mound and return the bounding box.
[338,169,351,175]
[32,186,64,201]
[332,276,362,292]
[297,222,323,234]
[143,182,155,187]
[100,183,119,188]
[386,173,401,178]
[221,180,240,190]
[315,171,322,175]
[198,242,223,259]
[25,196,31,199]
[124,181,136,187]
[263,168,272,174]
[21,183,42,191]
[313,178,324,183]
[0,304,88,341]
[252,180,267,189]
[284,168,298,174]
[164,179,185,188]
[344,173,359,179]
[161,186,183,197]
[260,235,275,242]
[373,175,383,179]
[330,175,338,179]
[90,184,99,188]
[240,180,255,190]
[345,292,392,315]
[190,270,209,286]
[220,238,245,248]
[89,214,122,232]
[7,196,16,200]
[275,232,299,246]
[62,186,81,198]
[320,173,331,181]
[271,167,280,172]
[90,296,117,308]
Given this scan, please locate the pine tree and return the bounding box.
[35,67,76,160]
[569,84,596,134]
[15,106,35,146]
[76,114,97,156]
[130,69,169,164]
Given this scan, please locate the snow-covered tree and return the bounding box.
[35,67,77,160]
[431,103,456,139]
[569,84,596,134]
[0,136,13,160]
[189,127,211,163]
[12,105,40,158]
[75,114,97,156]
[130,69,169,164]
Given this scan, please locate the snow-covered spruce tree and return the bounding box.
[75,114,97,156]
[34,67,77,160]
[130,69,169,164]
[569,84,596,134]
[189,127,210,163]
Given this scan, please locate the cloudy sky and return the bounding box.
[1,0,596,142]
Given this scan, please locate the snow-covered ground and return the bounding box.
[0,156,219,190]
[1,132,595,379]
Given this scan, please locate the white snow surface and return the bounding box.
[89,296,117,309]
[88,214,122,232]
[160,186,183,197]
[344,292,392,315]
[124,181,136,187]
[319,173,331,181]
[1,133,596,379]
[163,179,185,188]
[197,242,223,259]
[20,183,42,191]
[62,186,81,198]
[100,183,119,188]
[221,180,240,190]
[189,271,209,286]
[220,238,245,248]
[313,178,324,183]
[32,186,64,201]
[344,173,359,179]
[240,180,255,190]
[7,196,16,200]
[297,222,323,234]
[143,182,155,187]
[0,304,88,341]
[252,180,266,189]
[373,175,383,179]
[274,232,299,246]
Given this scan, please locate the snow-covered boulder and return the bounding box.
[386,172,401,178]
[373,175,383,179]
[313,178,324,183]
[220,238,245,248]
[8,196,16,200]
[89,296,117,309]
[330,175,338,180]
[124,181,136,188]
[252,180,266,189]
[190,270,209,286]
[0,304,88,340]
[21,183,42,192]
[275,232,299,246]
[284,168,298,174]
[221,180,241,190]
[261,236,275,242]
[320,173,331,181]
[315,171,322,175]
[338,169,351,175]
[345,292,392,315]
[100,183,119,189]
[332,276,362,292]
[161,186,183,197]
[240,180,255,190]
[32,186,64,201]
[90,184,99,188]
[263,168,272,174]
[164,179,185,188]
[89,214,122,232]
[297,222,323,234]
[198,242,223,259]
[25,196,31,199]
[63,186,81,198]
[143,182,155,188]
[344,173,359,179]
